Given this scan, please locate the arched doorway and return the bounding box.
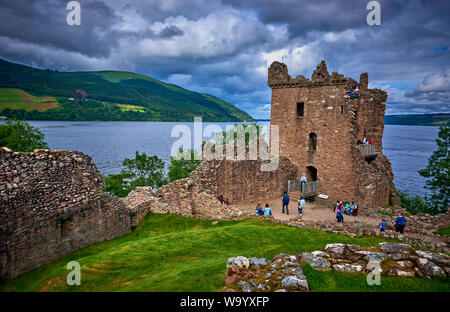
[306,166,318,182]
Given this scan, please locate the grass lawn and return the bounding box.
[1,213,448,292]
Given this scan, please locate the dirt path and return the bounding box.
[232,194,381,226]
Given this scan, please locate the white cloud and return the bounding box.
[415,69,450,93]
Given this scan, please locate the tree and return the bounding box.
[0,119,49,152]
[168,148,202,182]
[103,173,132,198]
[419,126,449,214]
[104,151,167,197]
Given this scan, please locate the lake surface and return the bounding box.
[1,121,439,197]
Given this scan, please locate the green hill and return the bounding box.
[385,114,450,126]
[0,59,254,122]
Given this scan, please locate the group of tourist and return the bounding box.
[255,192,306,217]
[256,203,272,217]
[334,201,359,223]
[357,137,374,145]
[380,211,407,234]
[347,84,360,99]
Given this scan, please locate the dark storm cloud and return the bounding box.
[223,0,404,36]
[0,0,449,118]
[0,0,119,58]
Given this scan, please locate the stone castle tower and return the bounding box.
[268,60,399,207]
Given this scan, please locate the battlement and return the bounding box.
[268,60,369,90]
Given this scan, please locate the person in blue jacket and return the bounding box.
[256,203,264,216]
[380,219,386,232]
[394,211,407,233]
[282,192,289,215]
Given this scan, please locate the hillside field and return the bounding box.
[0,88,59,112]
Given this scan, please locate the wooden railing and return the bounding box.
[288,180,319,194]
[359,144,377,157]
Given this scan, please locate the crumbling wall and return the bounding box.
[125,152,298,220]
[0,148,131,283]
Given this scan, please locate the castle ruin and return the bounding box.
[268,60,400,207]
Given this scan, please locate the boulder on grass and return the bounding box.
[281,275,309,292]
[379,243,412,253]
[416,258,446,279]
[227,256,249,269]
[332,263,364,273]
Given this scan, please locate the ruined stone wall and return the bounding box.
[125,153,298,221]
[268,61,399,207]
[0,148,131,283]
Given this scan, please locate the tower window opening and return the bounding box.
[297,102,304,117]
[309,133,317,151]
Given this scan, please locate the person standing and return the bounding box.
[300,174,307,192]
[336,204,345,223]
[394,211,407,234]
[298,197,306,216]
[282,192,290,215]
[380,219,386,232]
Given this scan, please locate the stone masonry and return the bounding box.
[0,148,133,283]
[268,61,400,207]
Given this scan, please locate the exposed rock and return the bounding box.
[281,261,300,268]
[379,243,412,253]
[333,264,364,274]
[300,253,331,271]
[281,275,309,292]
[386,268,415,277]
[416,258,446,279]
[227,256,249,269]
[325,243,346,257]
[415,251,450,266]
[237,281,254,292]
[248,257,268,269]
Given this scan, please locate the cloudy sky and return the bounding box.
[0,0,449,119]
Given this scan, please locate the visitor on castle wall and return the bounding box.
[369,139,374,145]
[362,137,368,145]
[345,202,350,215]
[394,211,407,234]
[256,203,264,216]
[282,191,290,215]
[264,203,272,217]
[299,174,307,192]
[298,197,306,216]
[380,219,386,232]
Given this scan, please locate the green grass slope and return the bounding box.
[1,213,448,292]
[385,114,450,126]
[0,59,253,122]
